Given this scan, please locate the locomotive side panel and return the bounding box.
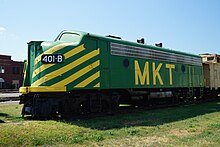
[108,42,203,89]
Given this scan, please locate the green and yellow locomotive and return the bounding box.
[20,30,204,118]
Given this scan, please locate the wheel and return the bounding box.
[101,100,110,112]
[78,101,90,114]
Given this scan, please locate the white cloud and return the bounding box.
[0,27,26,61]
[0,27,6,33]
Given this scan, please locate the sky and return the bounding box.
[0,0,220,61]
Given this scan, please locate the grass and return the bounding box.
[0,101,220,146]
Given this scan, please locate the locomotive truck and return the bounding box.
[19,30,220,118]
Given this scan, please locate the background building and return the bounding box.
[0,54,24,89]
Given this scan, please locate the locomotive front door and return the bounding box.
[188,65,194,97]
[98,40,110,89]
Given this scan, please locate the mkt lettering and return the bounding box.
[134,60,175,85]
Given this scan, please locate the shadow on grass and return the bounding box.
[0,119,5,123]
[0,113,9,117]
[0,113,9,123]
[63,101,220,130]
[0,112,24,122]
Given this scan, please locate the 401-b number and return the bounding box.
[41,54,64,64]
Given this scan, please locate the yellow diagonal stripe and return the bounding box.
[52,60,100,87]
[64,44,85,59]
[31,48,100,86]
[32,44,85,78]
[74,71,100,88]
[34,42,75,66]
[93,82,100,88]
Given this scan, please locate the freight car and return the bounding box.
[19,30,219,118]
[200,54,220,97]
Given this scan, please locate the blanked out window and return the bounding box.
[0,66,5,73]
[12,67,20,74]
[207,56,214,61]
[214,70,217,79]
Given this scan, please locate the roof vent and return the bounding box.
[155,43,162,47]
[106,35,122,39]
[137,38,145,44]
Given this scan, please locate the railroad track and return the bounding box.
[41,96,220,121]
[0,93,20,102]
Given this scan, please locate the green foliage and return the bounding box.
[70,135,85,144]
[90,132,104,142]
[209,123,220,129]
[1,101,220,146]
[31,136,44,146]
